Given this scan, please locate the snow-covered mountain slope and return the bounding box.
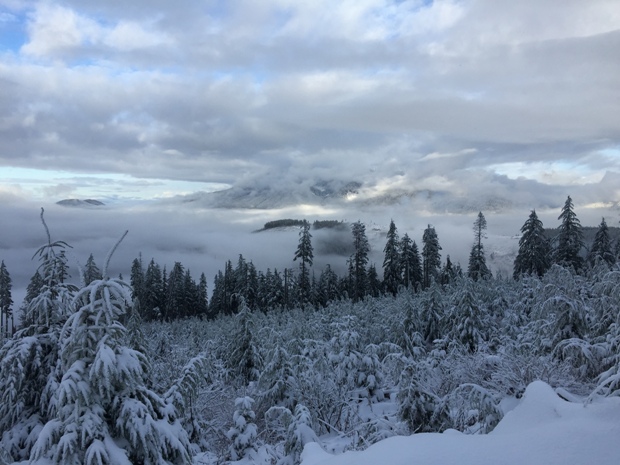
[300,381,620,465]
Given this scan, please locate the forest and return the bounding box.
[0,195,619,464]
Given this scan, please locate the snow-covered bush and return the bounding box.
[281,404,319,465]
[228,396,258,461]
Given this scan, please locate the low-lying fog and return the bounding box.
[2,194,619,309]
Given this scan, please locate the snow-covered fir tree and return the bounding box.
[555,196,585,271]
[467,212,491,281]
[513,210,551,278]
[0,261,13,338]
[227,396,258,461]
[382,220,401,296]
[293,221,314,307]
[349,221,370,302]
[422,225,442,289]
[30,232,192,465]
[0,210,76,462]
[588,217,615,266]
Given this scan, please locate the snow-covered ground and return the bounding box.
[300,381,619,465]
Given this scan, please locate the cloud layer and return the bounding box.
[0,0,619,201]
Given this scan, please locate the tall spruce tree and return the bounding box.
[589,217,615,266]
[422,225,442,289]
[293,221,314,306]
[382,220,401,296]
[349,221,370,302]
[514,210,551,278]
[555,195,584,271]
[129,255,145,303]
[400,234,423,291]
[467,212,491,281]
[0,261,13,338]
[82,254,102,286]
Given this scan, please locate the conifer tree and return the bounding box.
[422,225,442,289]
[0,261,13,338]
[316,265,340,307]
[468,212,491,281]
[382,220,401,295]
[366,264,381,298]
[198,272,209,317]
[401,234,423,291]
[143,258,164,320]
[227,300,262,385]
[227,397,258,461]
[165,261,185,320]
[30,231,191,465]
[82,253,102,286]
[514,210,551,278]
[129,255,145,302]
[294,221,314,306]
[589,217,615,266]
[349,221,370,302]
[282,404,319,465]
[0,209,76,461]
[555,196,584,271]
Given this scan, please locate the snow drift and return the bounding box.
[301,381,619,465]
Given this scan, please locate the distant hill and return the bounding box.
[56,199,105,207]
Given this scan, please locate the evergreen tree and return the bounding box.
[82,253,102,286]
[143,258,164,320]
[316,265,340,307]
[0,209,76,461]
[293,221,314,306]
[440,255,457,285]
[282,404,319,465]
[197,272,209,317]
[555,196,585,271]
[589,217,615,266]
[227,300,262,385]
[366,264,381,298]
[349,221,370,302]
[468,212,491,281]
[23,271,45,305]
[0,261,13,338]
[382,220,401,295]
[165,261,185,320]
[246,262,259,310]
[401,234,423,291]
[227,397,258,461]
[449,280,483,353]
[129,255,145,303]
[422,225,442,289]
[514,210,552,278]
[30,232,191,465]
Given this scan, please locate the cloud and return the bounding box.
[0,0,619,219]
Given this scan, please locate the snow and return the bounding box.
[300,381,620,465]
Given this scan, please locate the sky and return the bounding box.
[0,0,619,203]
[1,1,620,305]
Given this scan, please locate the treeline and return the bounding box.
[2,196,618,327]
[260,218,346,231]
[129,255,208,321]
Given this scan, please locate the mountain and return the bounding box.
[169,182,521,214]
[56,199,105,208]
[169,180,362,209]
